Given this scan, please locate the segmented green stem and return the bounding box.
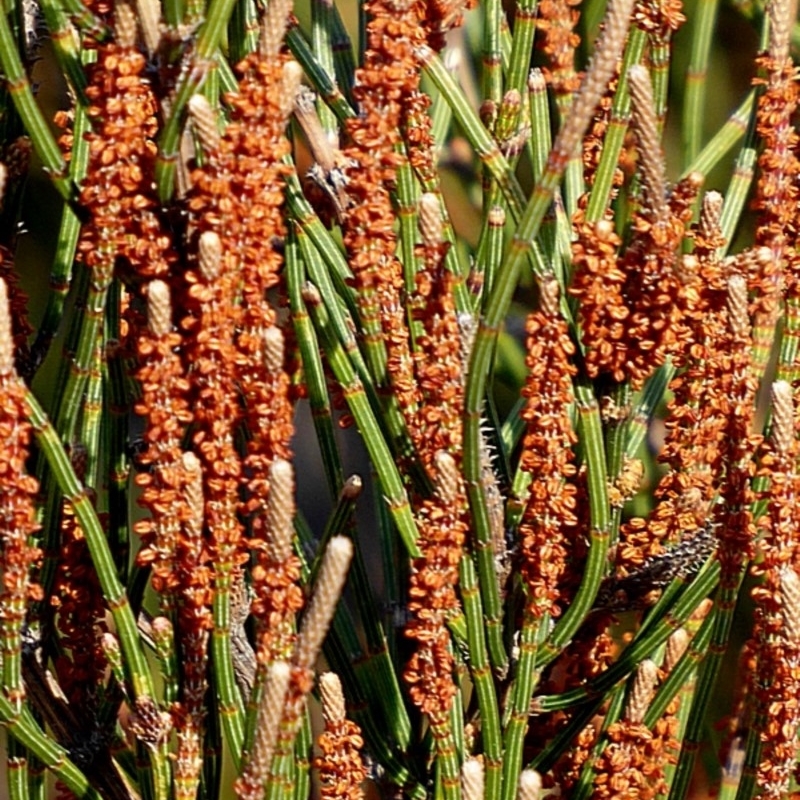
[0,695,100,799]
[459,554,502,797]
[683,0,721,165]
[659,612,718,798]
[155,0,239,200]
[286,227,344,498]
[418,46,527,216]
[79,335,103,487]
[294,709,312,800]
[310,0,338,137]
[536,383,609,665]
[584,27,646,222]
[501,619,543,800]
[302,283,422,558]
[506,0,537,98]
[534,559,721,713]
[0,10,74,202]
[37,0,87,100]
[227,0,259,62]
[211,569,245,768]
[105,294,130,579]
[25,391,171,800]
[683,90,754,179]
[482,0,503,108]
[286,22,355,124]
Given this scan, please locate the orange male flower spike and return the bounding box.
[747,381,800,798]
[313,672,367,800]
[518,277,579,617]
[750,0,800,375]
[0,278,42,709]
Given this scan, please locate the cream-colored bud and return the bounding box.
[114,1,138,48]
[182,452,204,541]
[625,658,659,724]
[198,231,222,281]
[260,0,293,58]
[771,381,795,457]
[517,769,542,800]
[539,276,560,317]
[267,459,295,563]
[663,628,690,673]
[262,326,285,374]
[236,661,292,800]
[780,567,800,642]
[434,451,460,505]
[419,193,443,249]
[628,65,666,222]
[280,61,304,118]
[319,672,347,724]
[699,191,723,241]
[296,536,353,670]
[528,68,546,94]
[342,475,363,501]
[0,279,14,376]
[488,206,506,227]
[461,758,484,800]
[146,280,172,338]
[188,95,220,154]
[726,274,750,340]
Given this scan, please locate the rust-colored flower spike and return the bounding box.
[610,95,702,387]
[180,229,244,578]
[547,0,636,174]
[187,95,221,154]
[134,279,193,598]
[419,0,475,50]
[404,451,468,723]
[410,194,464,466]
[750,0,800,376]
[185,22,299,532]
[77,2,175,285]
[593,659,678,799]
[713,273,759,587]
[235,661,292,800]
[173,451,213,800]
[0,244,33,379]
[313,672,367,800]
[241,325,295,541]
[535,0,582,101]
[0,279,41,708]
[569,216,627,381]
[249,457,304,664]
[617,219,754,571]
[633,0,686,42]
[50,452,107,706]
[747,381,800,798]
[337,0,425,415]
[517,277,579,617]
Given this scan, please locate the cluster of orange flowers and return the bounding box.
[745,382,800,797]
[0,282,41,707]
[313,673,367,800]
[518,277,579,617]
[536,0,582,99]
[51,492,109,706]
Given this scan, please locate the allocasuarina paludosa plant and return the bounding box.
[0,0,798,796]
